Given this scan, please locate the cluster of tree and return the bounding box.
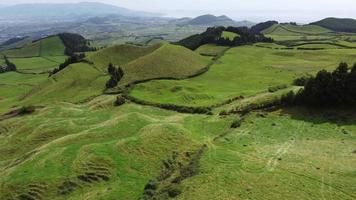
[177,27,225,50]
[216,26,274,46]
[106,63,124,89]
[177,26,273,50]
[250,21,278,34]
[58,33,96,56]
[49,53,85,76]
[0,56,16,73]
[286,63,356,106]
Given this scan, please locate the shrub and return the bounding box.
[105,63,124,89]
[231,119,241,128]
[114,95,126,106]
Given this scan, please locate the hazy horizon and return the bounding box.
[1,0,356,23]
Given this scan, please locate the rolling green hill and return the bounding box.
[119,43,210,85]
[22,63,107,105]
[86,43,162,72]
[263,24,332,35]
[87,43,210,86]
[0,25,356,200]
[311,17,356,33]
[130,45,356,107]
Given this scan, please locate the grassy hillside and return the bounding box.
[0,36,68,74]
[311,17,356,33]
[40,36,66,56]
[86,43,161,72]
[0,72,48,113]
[0,97,355,199]
[22,63,107,105]
[0,101,231,200]
[262,24,336,41]
[195,44,230,57]
[130,45,356,107]
[1,25,356,200]
[1,41,41,58]
[87,43,210,86]
[119,43,210,86]
[263,24,331,35]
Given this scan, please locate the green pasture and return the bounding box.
[221,31,240,40]
[130,45,356,107]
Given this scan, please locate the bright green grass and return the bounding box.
[263,24,332,35]
[195,44,230,57]
[0,72,48,113]
[0,36,65,58]
[296,43,342,49]
[1,42,40,58]
[130,46,356,107]
[22,63,108,105]
[10,56,67,73]
[0,100,354,199]
[254,42,287,49]
[119,43,210,86]
[0,102,230,199]
[11,57,57,71]
[86,43,161,72]
[177,108,356,200]
[221,31,240,40]
[40,36,65,56]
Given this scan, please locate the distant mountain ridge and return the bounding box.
[175,14,254,27]
[310,17,356,33]
[0,2,160,21]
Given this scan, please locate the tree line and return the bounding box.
[177,26,273,50]
[284,63,356,106]
[106,63,124,89]
[0,56,17,73]
[58,33,96,56]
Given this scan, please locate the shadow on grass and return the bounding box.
[279,106,356,126]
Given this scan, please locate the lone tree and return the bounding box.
[106,63,124,89]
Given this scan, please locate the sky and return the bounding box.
[1,0,356,23]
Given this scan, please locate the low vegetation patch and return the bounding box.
[0,56,17,73]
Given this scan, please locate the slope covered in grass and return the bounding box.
[263,24,332,35]
[119,43,210,85]
[1,36,66,58]
[0,97,355,199]
[177,108,356,200]
[40,36,66,56]
[130,45,356,107]
[311,17,356,33]
[86,44,161,72]
[0,102,230,200]
[195,44,230,57]
[22,63,107,105]
[0,72,48,113]
[1,41,41,58]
